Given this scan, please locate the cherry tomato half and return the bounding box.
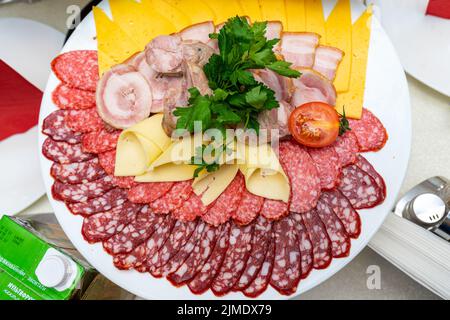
[288,102,340,148]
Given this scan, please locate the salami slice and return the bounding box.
[316,198,351,258]
[232,189,264,225]
[338,164,383,209]
[234,216,272,291]
[66,108,104,133]
[355,155,386,199]
[188,223,231,295]
[67,188,128,216]
[172,192,209,222]
[348,108,388,152]
[211,223,254,296]
[81,128,121,154]
[52,175,113,203]
[42,110,82,144]
[270,216,302,295]
[110,176,137,189]
[321,189,361,238]
[290,212,313,279]
[103,206,158,255]
[148,219,198,277]
[127,182,174,204]
[260,199,288,220]
[202,173,245,226]
[50,157,106,184]
[98,150,116,175]
[150,181,193,214]
[82,201,142,243]
[332,131,359,167]
[167,224,218,286]
[307,146,341,190]
[243,237,275,298]
[52,83,96,110]
[42,138,94,164]
[51,50,99,91]
[279,141,321,213]
[301,210,332,269]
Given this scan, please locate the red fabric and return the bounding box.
[426,0,450,19]
[0,60,42,141]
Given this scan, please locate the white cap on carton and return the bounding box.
[35,248,77,291]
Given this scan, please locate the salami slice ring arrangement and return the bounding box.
[42,42,388,298]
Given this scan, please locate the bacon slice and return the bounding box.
[266,21,283,41]
[281,32,320,68]
[313,45,344,81]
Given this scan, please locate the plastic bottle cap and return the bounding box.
[35,255,69,288]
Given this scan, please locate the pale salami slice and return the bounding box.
[355,155,386,199]
[270,216,301,295]
[188,223,231,295]
[243,237,275,298]
[232,189,264,225]
[260,199,288,220]
[320,189,361,238]
[348,108,388,152]
[338,164,383,209]
[148,219,198,277]
[50,157,106,184]
[67,188,128,216]
[66,108,104,133]
[52,175,113,203]
[301,210,332,269]
[234,216,272,291]
[42,138,94,164]
[167,224,218,286]
[110,176,137,189]
[307,146,341,190]
[82,201,142,243]
[150,181,193,214]
[42,110,82,144]
[98,150,116,175]
[202,173,245,226]
[127,182,174,204]
[52,83,96,110]
[290,212,313,279]
[103,206,159,254]
[211,223,254,296]
[316,198,351,258]
[172,192,209,222]
[332,131,359,167]
[279,141,321,213]
[81,128,121,154]
[51,50,99,91]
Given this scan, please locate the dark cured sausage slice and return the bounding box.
[260,199,288,220]
[338,164,383,209]
[234,216,272,291]
[270,216,302,295]
[148,219,198,277]
[167,224,219,286]
[42,138,94,164]
[243,237,275,298]
[52,175,114,203]
[188,223,231,295]
[348,108,388,152]
[290,212,313,279]
[51,50,99,91]
[127,182,174,204]
[81,202,142,243]
[50,157,106,184]
[150,181,193,214]
[211,223,254,296]
[42,110,82,144]
[232,189,264,225]
[52,84,96,110]
[320,189,361,239]
[307,146,341,190]
[66,108,104,133]
[81,128,121,154]
[355,155,386,199]
[332,131,359,167]
[316,198,351,258]
[301,210,332,269]
[67,188,128,216]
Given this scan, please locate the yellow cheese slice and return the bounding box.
[335,8,372,119]
[207,0,245,23]
[165,0,217,24]
[285,0,306,32]
[239,0,263,21]
[151,0,192,31]
[325,0,352,92]
[304,0,326,39]
[258,0,287,27]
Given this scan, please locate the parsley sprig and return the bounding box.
[338,106,351,136]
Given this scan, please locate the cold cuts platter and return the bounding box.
[38,0,411,299]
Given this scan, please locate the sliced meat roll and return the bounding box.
[291,68,337,107]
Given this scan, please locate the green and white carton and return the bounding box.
[0,215,93,300]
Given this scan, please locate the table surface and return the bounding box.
[1,0,448,300]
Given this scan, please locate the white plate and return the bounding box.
[38,0,411,299]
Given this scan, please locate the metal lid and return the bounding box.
[407,193,447,227]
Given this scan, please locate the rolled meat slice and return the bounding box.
[291,68,337,108]
[145,35,183,74]
[312,45,344,81]
[96,64,152,129]
[281,32,320,68]
[180,21,215,44]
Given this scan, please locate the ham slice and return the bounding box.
[180,21,215,44]
[281,32,320,68]
[145,35,183,75]
[253,69,293,102]
[291,68,336,107]
[312,46,344,81]
[96,64,152,129]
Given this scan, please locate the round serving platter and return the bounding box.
[38,0,411,299]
